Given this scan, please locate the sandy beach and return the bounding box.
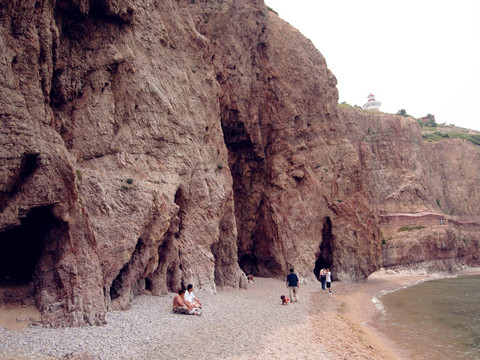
[1,268,479,360]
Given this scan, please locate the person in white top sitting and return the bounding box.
[184,284,202,308]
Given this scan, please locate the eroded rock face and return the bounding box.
[423,139,480,220]
[382,225,480,271]
[339,108,434,213]
[0,0,478,327]
[1,0,247,326]
[191,2,382,282]
[339,107,480,270]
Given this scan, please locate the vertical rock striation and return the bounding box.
[1,0,247,326]
[190,1,382,282]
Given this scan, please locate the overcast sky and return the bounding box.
[264,0,480,131]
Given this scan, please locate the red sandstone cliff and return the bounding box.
[1,0,248,326]
[340,107,480,271]
[0,0,478,327]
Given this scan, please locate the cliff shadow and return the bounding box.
[313,217,334,279]
[220,107,283,278]
[0,153,39,214]
[109,236,153,309]
[145,188,184,296]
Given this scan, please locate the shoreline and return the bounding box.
[1,268,479,359]
[316,267,480,360]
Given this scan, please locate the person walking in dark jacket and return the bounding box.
[286,268,299,302]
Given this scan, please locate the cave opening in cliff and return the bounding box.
[0,206,60,287]
[166,263,178,292]
[157,247,178,293]
[110,237,147,301]
[110,263,128,300]
[174,187,186,238]
[145,277,153,291]
[313,217,334,279]
[239,254,259,276]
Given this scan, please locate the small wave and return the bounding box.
[371,296,385,314]
[371,279,432,316]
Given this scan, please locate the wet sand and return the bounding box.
[311,267,480,360]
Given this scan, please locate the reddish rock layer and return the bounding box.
[339,107,480,270]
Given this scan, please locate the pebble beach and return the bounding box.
[2,269,478,360]
[1,278,330,360]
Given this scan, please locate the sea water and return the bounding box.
[375,275,480,360]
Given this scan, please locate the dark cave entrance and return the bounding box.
[173,187,186,238]
[145,277,153,291]
[313,217,334,279]
[0,206,60,286]
[0,205,65,304]
[166,263,177,292]
[110,263,128,300]
[110,237,147,301]
[239,253,259,276]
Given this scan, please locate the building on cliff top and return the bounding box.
[419,114,436,126]
[363,93,382,111]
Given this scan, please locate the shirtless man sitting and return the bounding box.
[172,288,201,315]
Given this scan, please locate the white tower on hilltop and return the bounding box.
[363,93,382,111]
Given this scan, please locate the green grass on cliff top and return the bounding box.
[398,225,427,232]
[421,126,480,146]
[339,102,480,146]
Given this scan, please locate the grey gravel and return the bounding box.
[0,278,328,360]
